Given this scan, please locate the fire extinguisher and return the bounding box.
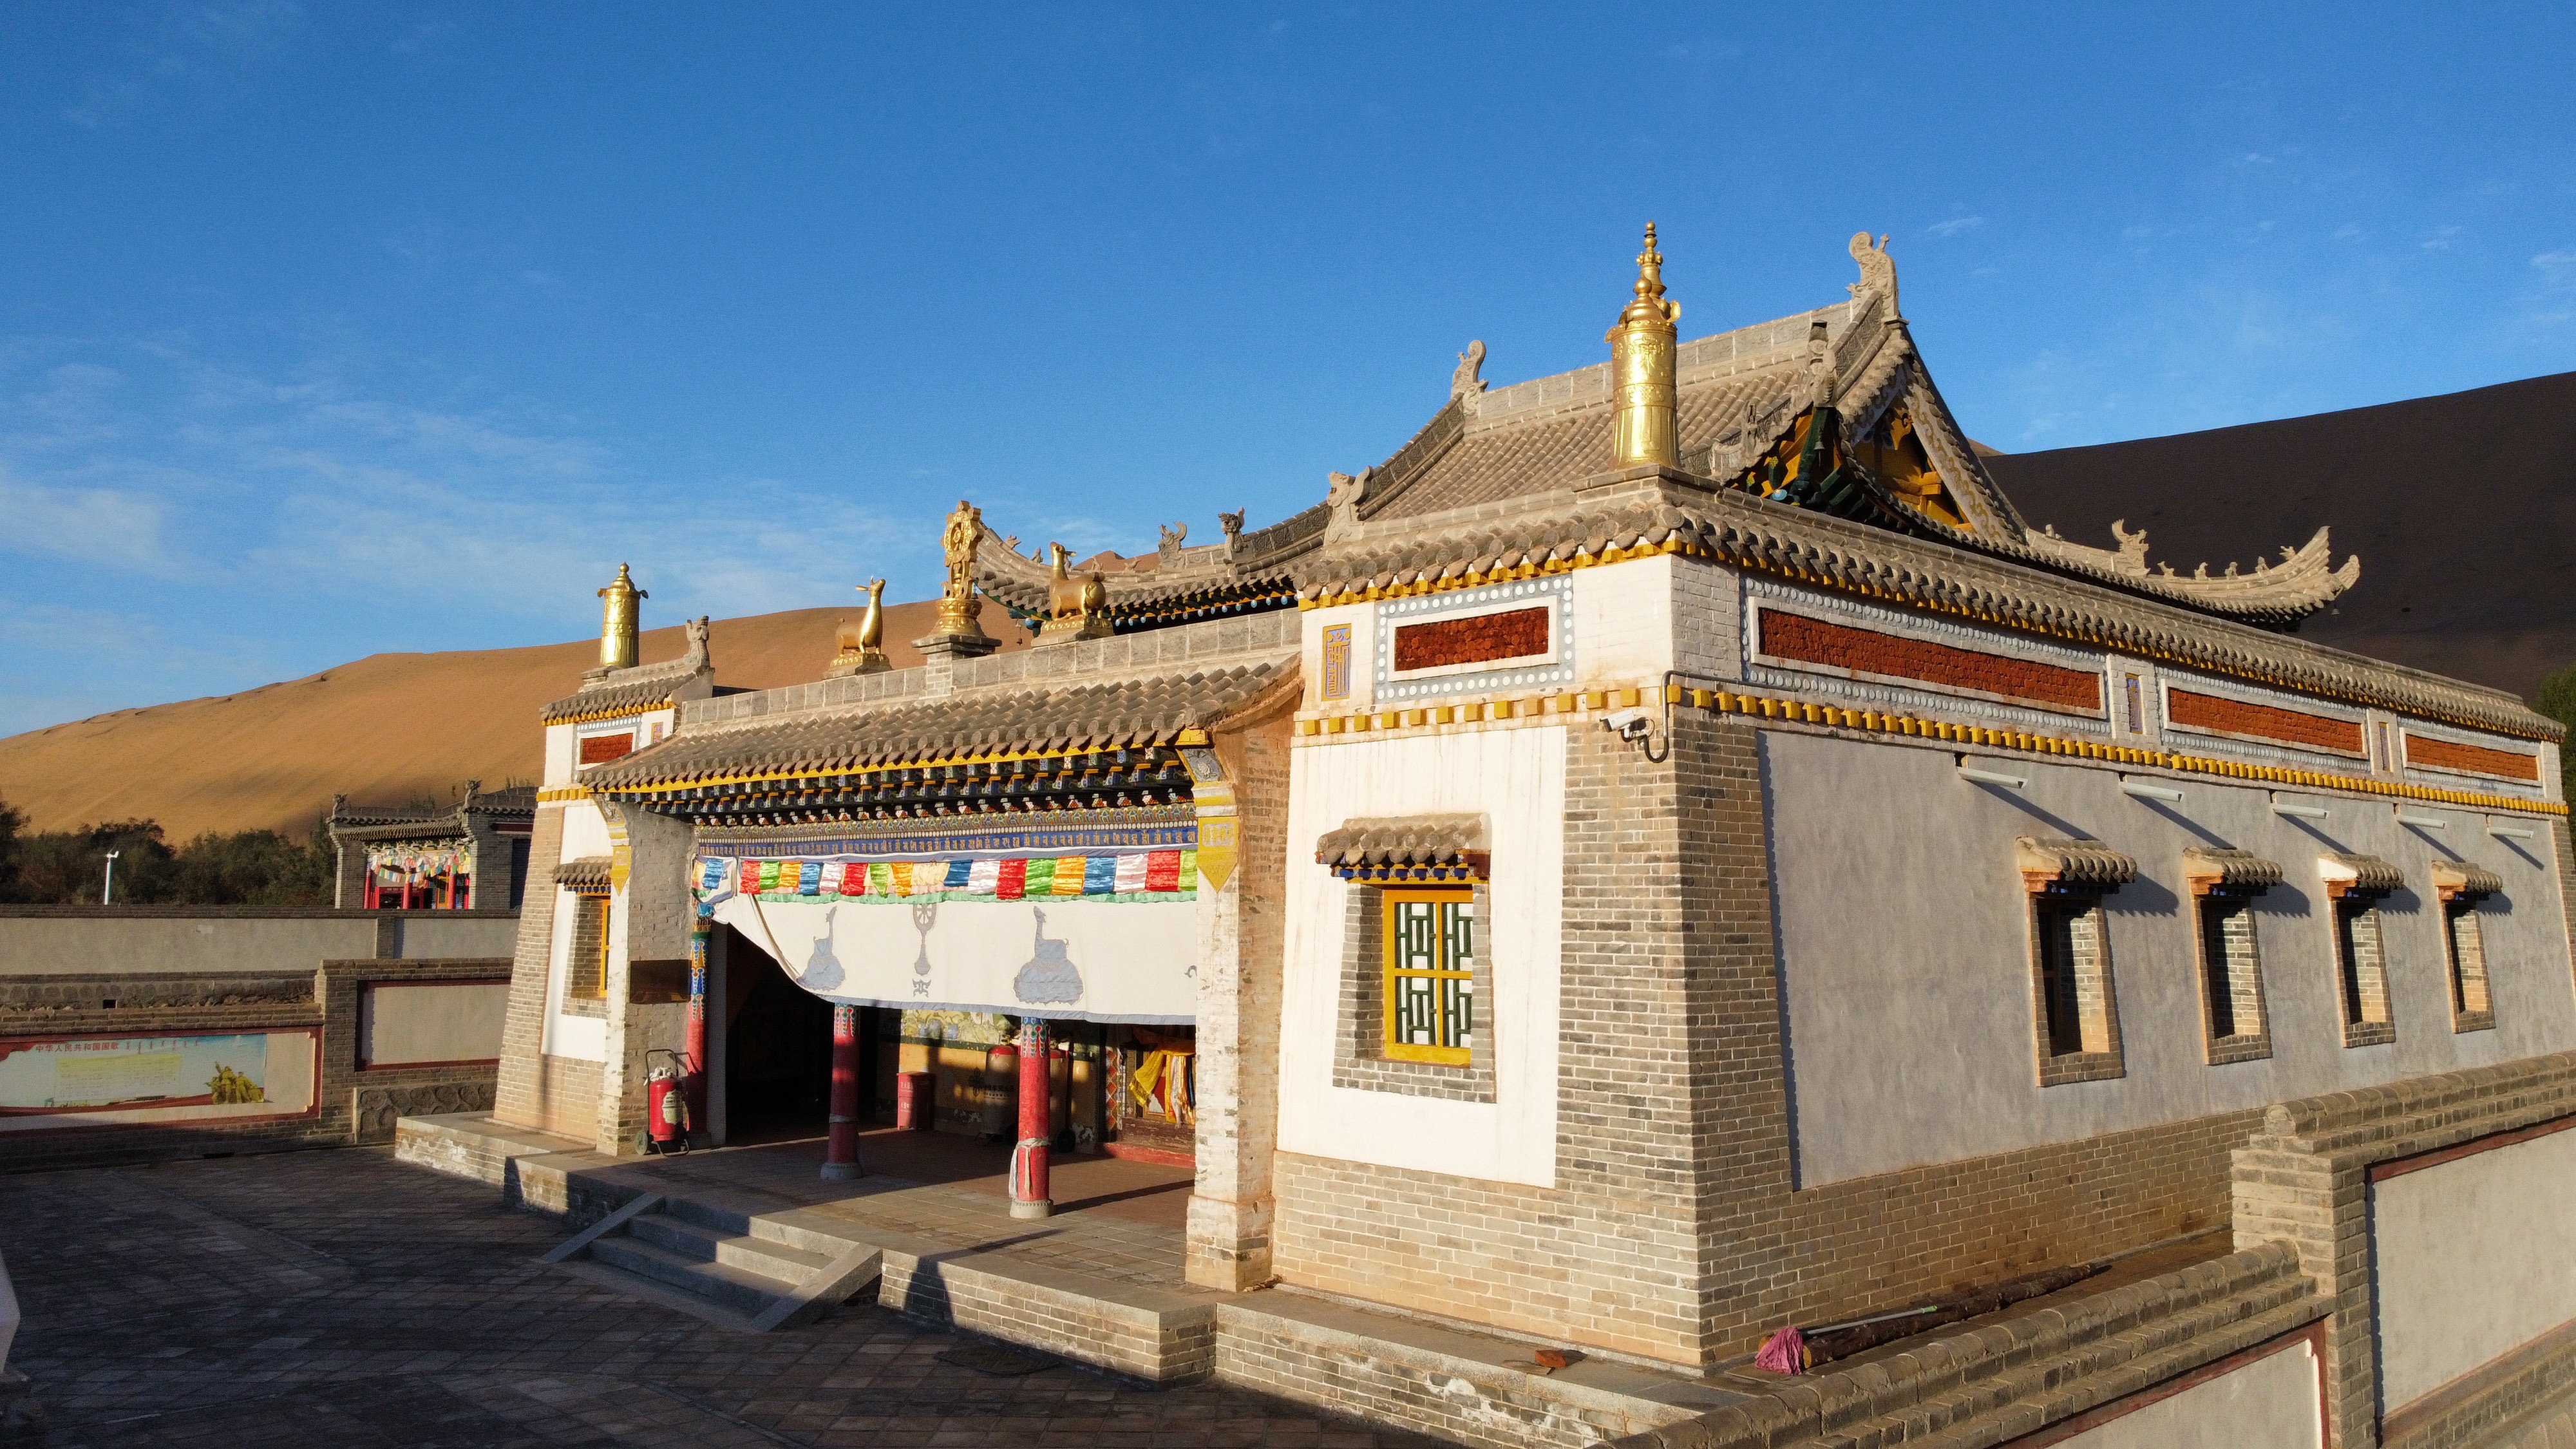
[645,1048,694,1154]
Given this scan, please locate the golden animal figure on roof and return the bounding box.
[828,578,892,676]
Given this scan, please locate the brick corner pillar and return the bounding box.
[1009,1016,1052,1218]
[821,1003,864,1181]
[1183,713,1287,1293]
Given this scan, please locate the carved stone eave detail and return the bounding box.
[2024,522,2362,617]
[972,513,1283,617]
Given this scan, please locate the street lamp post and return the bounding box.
[102,850,120,905]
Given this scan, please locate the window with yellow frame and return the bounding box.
[565,890,612,1001]
[1381,887,1475,1065]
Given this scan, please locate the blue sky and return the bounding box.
[4,4,2573,735]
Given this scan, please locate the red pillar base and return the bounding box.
[822,1003,863,1182]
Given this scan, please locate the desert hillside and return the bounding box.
[0,598,1027,840]
[1984,372,2576,702]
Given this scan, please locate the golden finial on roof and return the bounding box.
[596,563,645,670]
[1606,222,1682,469]
[934,500,985,638]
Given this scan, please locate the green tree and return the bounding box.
[6,819,173,904]
[2537,664,2576,806]
[0,797,23,900]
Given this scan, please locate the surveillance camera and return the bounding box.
[1602,709,1653,741]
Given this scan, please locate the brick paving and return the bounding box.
[0,1146,1442,1448]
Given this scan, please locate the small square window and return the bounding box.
[2029,895,2124,1084]
[1381,889,1474,1065]
[2193,894,2273,1063]
[2333,900,2394,1048]
[2444,902,2495,1032]
[565,892,611,1003]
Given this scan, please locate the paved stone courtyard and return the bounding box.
[0,1146,1441,1448]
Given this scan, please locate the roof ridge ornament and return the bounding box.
[918,499,1000,665]
[1037,542,1113,646]
[1849,231,1899,319]
[1606,222,1681,468]
[1451,339,1488,417]
[826,580,892,677]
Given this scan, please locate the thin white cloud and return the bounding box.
[0,466,172,571]
[1927,216,1986,238]
[2422,225,2462,252]
[0,336,931,632]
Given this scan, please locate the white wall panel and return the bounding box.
[2050,1338,2321,1449]
[2376,1127,2576,1411]
[1278,726,1564,1188]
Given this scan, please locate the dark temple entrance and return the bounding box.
[723,924,833,1143]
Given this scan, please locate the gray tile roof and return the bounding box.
[2018,837,2140,891]
[584,656,1294,790]
[2183,846,2287,891]
[2324,852,2407,895]
[2431,859,2505,898]
[1314,815,1490,870]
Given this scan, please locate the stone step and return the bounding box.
[626,1213,840,1284]
[656,1195,757,1238]
[587,1232,800,1316]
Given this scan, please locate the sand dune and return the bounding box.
[1985,372,2576,703]
[0,599,1027,839]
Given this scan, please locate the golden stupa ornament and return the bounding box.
[597,563,645,670]
[1605,222,1681,468]
[934,500,988,638]
[1036,542,1113,645]
[827,578,892,677]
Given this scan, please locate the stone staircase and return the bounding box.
[542,1193,884,1332]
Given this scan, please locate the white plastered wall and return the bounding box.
[1763,729,2576,1186]
[2048,1338,2322,1449]
[541,801,610,1063]
[542,721,578,787]
[2374,1126,2576,1411]
[1277,725,1564,1188]
[1567,552,1675,688]
[1302,600,1376,714]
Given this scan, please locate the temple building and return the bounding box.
[327,783,536,910]
[453,229,2576,1449]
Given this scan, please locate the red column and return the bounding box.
[1009,1016,1052,1218]
[822,1004,863,1181]
[685,912,710,1141]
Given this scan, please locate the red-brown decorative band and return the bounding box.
[1759,611,2101,714]
[2405,733,2541,782]
[578,734,635,765]
[2166,689,2364,756]
[1392,606,1550,673]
